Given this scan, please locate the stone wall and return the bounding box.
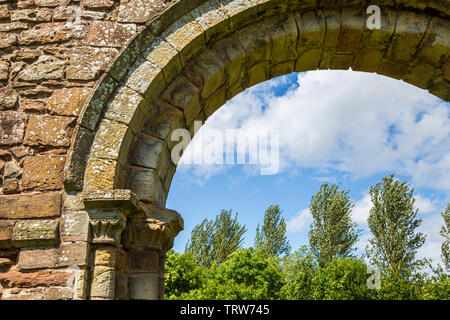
[0,0,176,300]
[0,0,448,300]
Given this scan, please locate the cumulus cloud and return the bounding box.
[352,194,373,225]
[178,70,450,191]
[417,213,446,265]
[287,208,312,234]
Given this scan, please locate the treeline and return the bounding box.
[165,174,450,300]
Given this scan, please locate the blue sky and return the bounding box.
[166,70,450,266]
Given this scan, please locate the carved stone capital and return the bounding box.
[122,205,184,253]
[82,190,142,245]
[89,211,126,245]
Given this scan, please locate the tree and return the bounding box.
[366,174,426,278]
[164,250,207,300]
[179,248,285,300]
[308,183,360,267]
[310,259,374,300]
[185,209,247,267]
[255,205,291,257]
[280,246,317,300]
[441,203,450,271]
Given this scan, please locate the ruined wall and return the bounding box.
[0,0,448,300]
[0,0,175,300]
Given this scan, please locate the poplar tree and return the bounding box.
[441,203,450,271]
[366,174,426,277]
[308,183,359,267]
[186,209,247,267]
[255,205,291,257]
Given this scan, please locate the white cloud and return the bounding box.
[178,70,450,190]
[352,194,373,225]
[287,208,312,234]
[414,194,438,214]
[417,213,446,266]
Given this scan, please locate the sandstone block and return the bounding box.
[193,0,230,42]
[337,8,365,54]
[3,161,20,179]
[84,157,121,191]
[0,271,73,288]
[163,15,205,65]
[418,18,450,67]
[128,273,158,300]
[12,219,59,248]
[20,99,46,113]
[17,55,65,81]
[82,0,114,9]
[0,4,9,19]
[10,9,52,22]
[85,21,137,47]
[118,0,166,23]
[66,47,118,81]
[1,286,74,300]
[35,0,70,7]
[2,178,21,195]
[130,249,159,273]
[18,242,88,270]
[237,20,270,67]
[161,75,201,127]
[130,134,165,170]
[386,11,429,63]
[126,60,165,100]
[0,111,26,145]
[22,155,65,191]
[60,210,89,242]
[141,99,185,148]
[90,266,114,298]
[184,49,225,99]
[404,60,436,89]
[265,13,298,64]
[128,167,167,207]
[89,120,134,164]
[0,220,15,249]
[0,192,62,219]
[296,10,325,50]
[0,59,8,81]
[144,38,182,85]
[24,114,74,147]
[0,32,17,48]
[94,246,116,267]
[115,273,128,299]
[18,23,75,45]
[104,86,146,132]
[47,87,91,117]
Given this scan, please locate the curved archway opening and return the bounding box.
[166,70,449,270]
[66,0,450,300]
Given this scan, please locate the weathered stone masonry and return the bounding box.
[0,0,449,299]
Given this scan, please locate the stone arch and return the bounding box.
[63,0,449,299]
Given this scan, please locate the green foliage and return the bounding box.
[185,209,247,267]
[374,273,423,300]
[366,174,426,278]
[441,203,450,271]
[172,248,285,300]
[420,269,450,300]
[309,183,360,267]
[310,259,374,300]
[280,246,317,300]
[164,250,207,300]
[255,205,291,257]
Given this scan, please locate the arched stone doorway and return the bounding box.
[61,0,449,299]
